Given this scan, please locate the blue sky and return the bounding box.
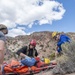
[28,0,75,33]
[0,0,75,37]
[52,0,75,32]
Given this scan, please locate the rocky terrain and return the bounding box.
[4,31,75,75]
[5,31,56,60]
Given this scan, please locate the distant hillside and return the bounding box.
[5,31,75,60]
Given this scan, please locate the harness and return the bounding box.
[26,46,36,57]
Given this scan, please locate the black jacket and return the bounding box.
[16,46,38,57]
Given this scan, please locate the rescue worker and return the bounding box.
[16,39,38,66]
[52,32,71,57]
[0,24,8,74]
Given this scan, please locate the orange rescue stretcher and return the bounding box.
[2,57,56,75]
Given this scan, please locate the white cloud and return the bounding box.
[27,31,34,35]
[17,27,26,30]
[1,20,16,28]
[7,28,26,37]
[28,22,34,28]
[7,28,34,37]
[0,0,66,36]
[39,19,49,25]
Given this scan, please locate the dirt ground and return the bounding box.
[66,73,75,75]
[35,71,75,75]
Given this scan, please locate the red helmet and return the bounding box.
[30,39,36,46]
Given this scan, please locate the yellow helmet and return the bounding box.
[52,32,58,38]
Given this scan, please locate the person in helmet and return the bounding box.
[16,40,38,66]
[52,32,71,57]
[0,24,8,74]
[16,39,38,58]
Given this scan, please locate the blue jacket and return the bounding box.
[57,34,71,52]
[57,34,70,46]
